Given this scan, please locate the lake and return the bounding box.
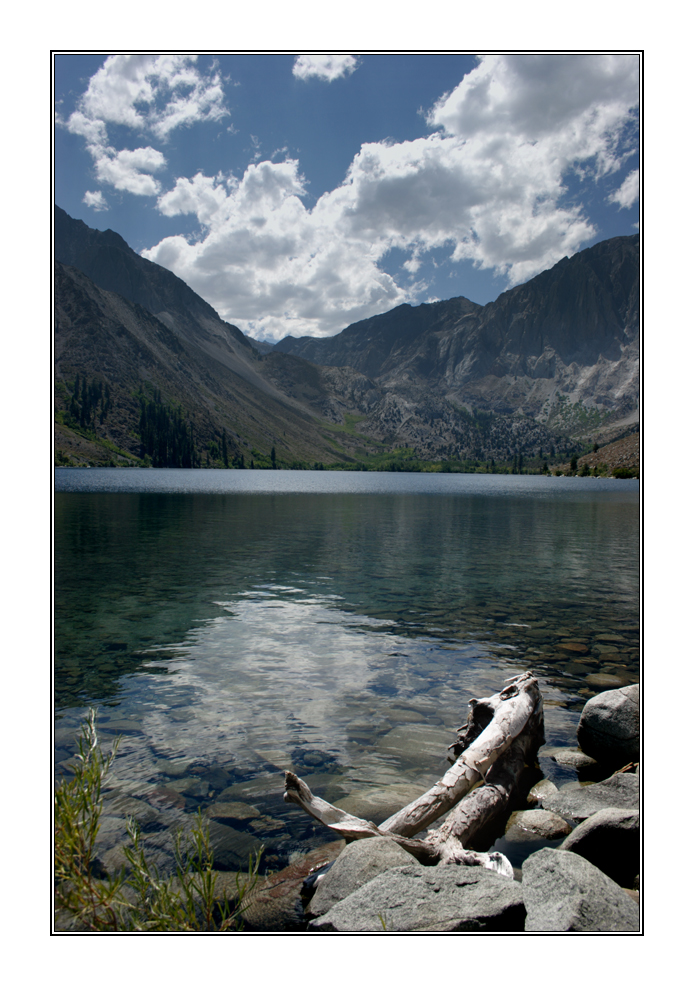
[54,468,640,874]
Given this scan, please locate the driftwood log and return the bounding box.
[284,671,544,873]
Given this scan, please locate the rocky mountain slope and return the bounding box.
[276,235,640,435]
[575,432,640,476]
[54,207,639,468]
[54,258,385,467]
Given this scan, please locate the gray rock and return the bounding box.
[577,684,639,764]
[153,758,193,778]
[522,847,640,931]
[161,777,210,798]
[585,673,630,688]
[204,801,261,821]
[505,809,572,842]
[541,771,639,821]
[307,837,414,917]
[99,839,174,877]
[106,795,164,830]
[560,808,639,887]
[527,778,559,806]
[308,864,525,932]
[205,820,263,871]
[547,748,599,770]
[94,814,129,849]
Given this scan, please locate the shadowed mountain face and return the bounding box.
[275,234,639,425]
[54,206,252,352]
[54,260,363,466]
[54,205,387,466]
[54,206,639,467]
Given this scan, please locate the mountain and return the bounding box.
[275,234,640,433]
[54,206,638,469]
[54,206,254,354]
[54,208,389,467]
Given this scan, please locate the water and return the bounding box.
[54,469,640,874]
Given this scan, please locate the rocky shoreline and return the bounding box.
[236,683,640,932]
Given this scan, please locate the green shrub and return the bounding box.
[613,467,639,479]
[54,710,260,932]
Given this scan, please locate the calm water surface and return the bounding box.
[54,469,640,873]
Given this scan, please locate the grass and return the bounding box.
[54,710,261,932]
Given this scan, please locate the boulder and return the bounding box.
[560,808,639,887]
[540,771,639,821]
[308,864,525,932]
[522,847,640,931]
[504,809,572,843]
[577,684,639,764]
[307,837,414,917]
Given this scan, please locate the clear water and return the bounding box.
[54,469,640,874]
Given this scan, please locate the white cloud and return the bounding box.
[63,55,228,196]
[142,53,638,341]
[83,190,108,211]
[608,169,640,209]
[293,55,358,82]
[76,54,227,138]
[144,159,412,339]
[429,54,638,166]
[93,146,166,196]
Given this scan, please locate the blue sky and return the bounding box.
[54,53,640,342]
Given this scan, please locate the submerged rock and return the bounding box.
[332,783,426,822]
[106,795,164,830]
[204,801,261,822]
[205,820,263,871]
[223,841,345,932]
[522,847,640,931]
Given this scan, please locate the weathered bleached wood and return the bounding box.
[427,706,544,861]
[378,672,541,837]
[280,778,513,875]
[283,672,544,870]
[283,772,383,840]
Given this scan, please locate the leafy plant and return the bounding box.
[54,710,261,932]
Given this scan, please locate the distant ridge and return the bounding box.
[54,207,638,468]
[276,234,639,413]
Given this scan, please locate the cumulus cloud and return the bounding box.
[63,55,228,196]
[144,159,411,339]
[293,54,358,82]
[83,190,108,211]
[608,169,640,209]
[141,53,638,340]
[429,54,638,167]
